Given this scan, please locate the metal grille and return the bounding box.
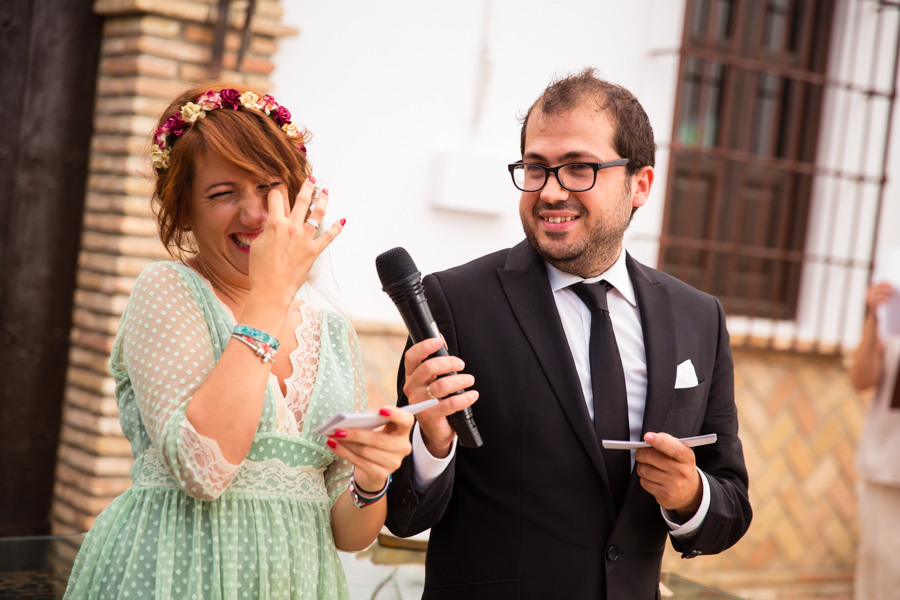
[655,0,900,354]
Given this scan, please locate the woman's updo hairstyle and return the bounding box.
[150,82,311,257]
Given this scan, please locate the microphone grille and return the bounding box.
[375,247,419,287]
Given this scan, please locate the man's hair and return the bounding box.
[519,68,656,176]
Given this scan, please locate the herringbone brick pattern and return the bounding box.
[663,349,867,599]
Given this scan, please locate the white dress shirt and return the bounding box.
[411,248,710,536]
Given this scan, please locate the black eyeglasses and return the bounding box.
[507,159,630,192]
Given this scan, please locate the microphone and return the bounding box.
[375,247,483,448]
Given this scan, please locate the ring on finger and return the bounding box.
[305,217,320,229]
[426,385,437,400]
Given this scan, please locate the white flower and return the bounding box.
[180,102,206,123]
[150,145,171,169]
[281,122,300,138]
[240,91,260,109]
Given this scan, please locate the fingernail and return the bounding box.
[326,439,337,449]
[432,338,443,347]
[322,188,328,195]
[333,430,347,438]
[458,359,465,370]
[379,408,393,417]
[309,176,316,184]
[645,433,655,443]
[340,218,346,226]
[299,145,307,153]
[466,375,475,385]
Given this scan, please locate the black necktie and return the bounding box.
[570,281,632,512]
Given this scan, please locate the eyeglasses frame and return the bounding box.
[507,158,631,192]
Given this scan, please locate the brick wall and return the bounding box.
[51,0,297,535]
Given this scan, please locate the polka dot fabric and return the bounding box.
[64,263,366,599]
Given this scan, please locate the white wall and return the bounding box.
[273,0,686,323]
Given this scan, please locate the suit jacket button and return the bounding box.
[606,546,618,561]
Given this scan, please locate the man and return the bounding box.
[386,69,751,599]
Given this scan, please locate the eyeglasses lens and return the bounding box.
[512,164,595,192]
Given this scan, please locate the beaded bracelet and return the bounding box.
[348,473,391,509]
[233,325,280,351]
[231,332,277,363]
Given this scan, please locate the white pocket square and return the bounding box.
[674,359,699,389]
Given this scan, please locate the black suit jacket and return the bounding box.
[386,241,751,600]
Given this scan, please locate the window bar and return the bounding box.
[674,1,721,285]
[765,0,820,350]
[700,0,746,294]
[865,5,900,293]
[723,9,769,340]
[809,0,866,353]
[834,0,889,351]
[744,0,797,334]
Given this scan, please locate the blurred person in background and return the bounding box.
[849,280,900,600]
[64,83,413,600]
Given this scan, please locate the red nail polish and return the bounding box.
[309,176,316,184]
[322,188,328,195]
[340,218,346,226]
[299,145,307,153]
[326,439,337,449]
[379,408,393,417]
[333,430,347,438]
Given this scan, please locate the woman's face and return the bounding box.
[186,150,284,284]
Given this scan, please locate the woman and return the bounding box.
[64,84,413,599]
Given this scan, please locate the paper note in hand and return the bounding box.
[601,433,718,450]
[879,247,900,335]
[314,399,439,437]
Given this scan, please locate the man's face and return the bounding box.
[519,105,651,278]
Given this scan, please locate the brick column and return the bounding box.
[51,0,297,535]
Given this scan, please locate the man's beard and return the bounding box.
[521,179,632,278]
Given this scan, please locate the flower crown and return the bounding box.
[150,89,306,170]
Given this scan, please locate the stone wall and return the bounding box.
[51,0,297,535]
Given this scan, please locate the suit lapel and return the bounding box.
[626,254,678,437]
[497,241,614,511]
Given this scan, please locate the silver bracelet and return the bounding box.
[230,332,277,363]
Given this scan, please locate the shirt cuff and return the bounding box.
[663,467,711,538]
[411,422,457,493]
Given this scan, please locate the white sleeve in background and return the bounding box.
[411,422,457,493]
[663,467,711,538]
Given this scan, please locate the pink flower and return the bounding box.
[273,106,291,126]
[163,114,187,137]
[260,94,279,114]
[153,127,168,148]
[298,145,307,153]
[220,88,241,109]
[197,91,221,110]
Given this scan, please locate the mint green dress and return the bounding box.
[65,262,364,599]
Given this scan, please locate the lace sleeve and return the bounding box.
[120,263,242,500]
[324,320,368,506]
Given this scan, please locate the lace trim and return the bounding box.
[178,418,243,496]
[283,303,322,433]
[136,450,328,500]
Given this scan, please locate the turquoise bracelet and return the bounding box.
[232,325,280,351]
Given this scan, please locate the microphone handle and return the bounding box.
[396,296,483,448]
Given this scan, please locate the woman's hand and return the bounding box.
[249,178,343,307]
[326,407,415,492]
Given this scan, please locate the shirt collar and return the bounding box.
[545,247,637,308]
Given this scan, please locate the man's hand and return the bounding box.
[635,432,702,521]
[402,338,479,459]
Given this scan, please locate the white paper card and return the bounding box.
[601,433,717,450]
[877,247,900,335]
[314,399,439,436]
[674,359,699,389]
